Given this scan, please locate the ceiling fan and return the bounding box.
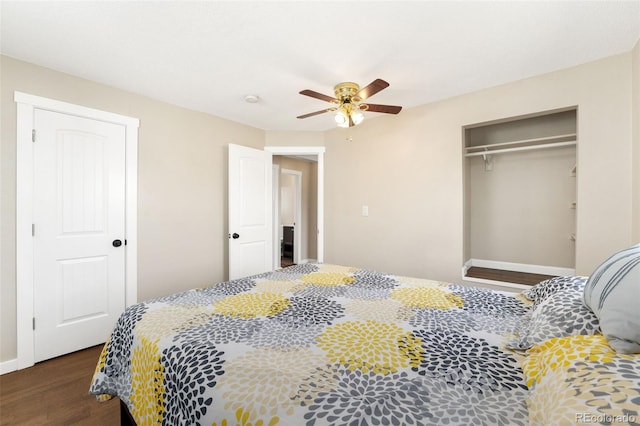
[297,79,402,128]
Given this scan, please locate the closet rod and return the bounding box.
[464,141,576,157]
[466,133,577,152]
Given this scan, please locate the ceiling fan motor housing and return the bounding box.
[334,82,361,102]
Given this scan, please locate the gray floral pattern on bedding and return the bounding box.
[508,278,601,350]
[90,263,530,426]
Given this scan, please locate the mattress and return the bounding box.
[90,263,640,425]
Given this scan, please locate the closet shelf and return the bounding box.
[465,133,577,157]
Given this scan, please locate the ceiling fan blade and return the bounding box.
[357,79,389,100]
[299,89,337,103]
[297,108,334,119]
[364,103,403,114]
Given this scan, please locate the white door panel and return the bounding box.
[229,144,272,280]
[58,256,109,322]
[33,109,126,362]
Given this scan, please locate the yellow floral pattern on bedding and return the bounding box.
[316,320,423,374]
[90,263,535,425]
[300,271,355,286]
[390,286,464,309]
[523,335,640,426]
[214,292,291,318]
[130,337,165,424]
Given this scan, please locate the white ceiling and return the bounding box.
[2,1,639,132]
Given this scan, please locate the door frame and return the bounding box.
[15,92,139,370]
[264,146,324,265]
[272,164,281,268]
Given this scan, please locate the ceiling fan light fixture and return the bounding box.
[334,102,364,128]
[351,110,364,126]
[335,109,349,128]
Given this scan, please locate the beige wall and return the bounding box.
[265,130,325,147]
[323,52,634,281]
[0,56,264,362]
[633,40,640,242]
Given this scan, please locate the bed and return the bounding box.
[90,258,640,426]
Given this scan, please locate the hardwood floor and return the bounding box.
[0,345,119,425]
[465,266,556,286]
[280,257,295,267]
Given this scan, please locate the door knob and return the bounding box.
[232,233,240,239]
[112,239,122,247]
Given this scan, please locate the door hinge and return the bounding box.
[32,317,35,330]
[32,129,36,143]
[32,224,35,236]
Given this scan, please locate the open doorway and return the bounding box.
[266,146,324,270]
[273,158,316,268]
[279,168,301,267]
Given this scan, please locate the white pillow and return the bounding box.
[583,244,640,353]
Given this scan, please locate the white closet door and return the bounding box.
[33,109,126,362]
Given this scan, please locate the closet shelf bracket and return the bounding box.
[482,148,493,171]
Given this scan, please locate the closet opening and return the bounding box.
[462,107,577,289]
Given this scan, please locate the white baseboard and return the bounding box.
[0,358,18,375]
[466,258,575,277]
[299,258,317,264]
[462,260,472,276]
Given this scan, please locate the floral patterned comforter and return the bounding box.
[89,263,531,425]
[523,334,640,426]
